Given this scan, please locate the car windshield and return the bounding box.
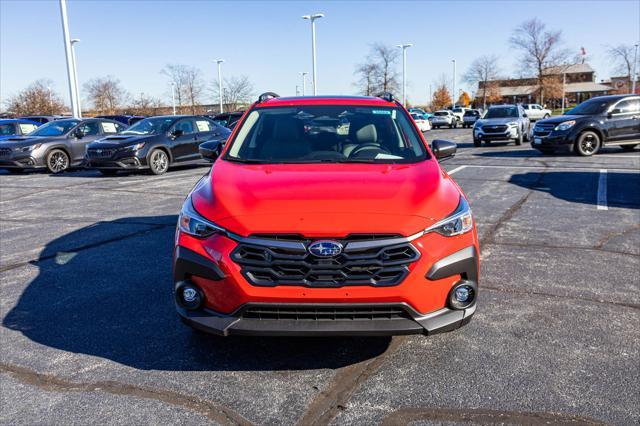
[28,119,80,136]
[0,124,16,135]
[121,117,176,135]
[434,112,449,116]
[225,105,429,164]
[566,99,610,115]
[485,107,518,118]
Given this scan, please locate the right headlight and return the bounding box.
[178,197,226,238]
[424,196,473,237]
[554,120,575,131]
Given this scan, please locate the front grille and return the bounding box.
[0,148,12,157]
[87,148,117,158]
[241,305,412,321]
[482,125,507,133]
[533,123,555,137]
[231,236,420,288]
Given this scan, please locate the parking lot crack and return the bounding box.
[594,224,640,249]
[0,362,253,426]
[296,336,405,426]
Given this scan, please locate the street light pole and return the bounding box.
[170,82,176,115]
[216,59,224,113]
[632,43,639,94]
[396,44,412,106]
[58,0,79,118]
[302,13,323,95]
[70,38,81,117]
[300,72,308,96]
[452,59,456,108]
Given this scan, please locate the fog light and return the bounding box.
[177,283,204,310]
[448,282,476,310]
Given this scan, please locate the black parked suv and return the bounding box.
[532,94,640,156]
[86,115,230,175]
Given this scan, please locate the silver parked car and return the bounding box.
[0,118,126,173]
[431,110,458,129]
[473,105,530,147]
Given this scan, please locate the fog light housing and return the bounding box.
[176,283,204,310]
[448,281,477,310]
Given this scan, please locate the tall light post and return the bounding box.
[216,59,224,113]
[70,38,81,117]
[302,13,323,95]
[396,44,412,106]
[632,43,639,94]
[170,82,176,115]
[300,72,308,96]
[452,59,457,108]
[58,0,79,118]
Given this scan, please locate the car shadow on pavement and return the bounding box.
[509,171,640,209]
[2,215,392,371]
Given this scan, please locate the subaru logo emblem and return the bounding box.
[308,240,343,257]
[96,149,102,153]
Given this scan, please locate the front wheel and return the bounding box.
[574,131,601,156]
[473,137,481,147]
[515,130,523,145]
[148,149,169,175]
[543,114,550,119]
[46,149,70,174]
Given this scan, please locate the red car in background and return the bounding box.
[173,92,479,336]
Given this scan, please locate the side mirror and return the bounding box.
[169,129,184,139]
[431,139,456,161]
[73,129,85,139]
[199,139,224,161]
[522,113,528,118]
[610,108,621,116]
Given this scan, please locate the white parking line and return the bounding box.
[447,164,639,173]
[447,165,467,175]
[597,169,608,211]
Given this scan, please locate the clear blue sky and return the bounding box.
[1,0,639,108]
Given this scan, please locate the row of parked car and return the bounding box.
[424,95,639,157]
[0,113,240,175]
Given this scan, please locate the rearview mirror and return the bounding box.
[199,139,224,161]
[431,139,456,161]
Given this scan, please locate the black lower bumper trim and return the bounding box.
[173,246,225,282]
[177,302,475,337]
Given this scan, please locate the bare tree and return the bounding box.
[510,18,569,104]
[84,76,128,114]
[5,79,66,115]
[212,75,254,112]
[354,62,379,96]
[463,55,501,109]
[371,43,400,94]
[607,44,635,88]
[161,64,187,107]
[161,64,205,113]
[129,92,161,116]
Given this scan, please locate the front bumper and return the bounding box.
[475,127,518,141]
[173,230,480,336]
[530,130,574,149]
[86,154,148,170]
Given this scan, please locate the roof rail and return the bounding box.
[376,92,395,102]
[257,92,280,103]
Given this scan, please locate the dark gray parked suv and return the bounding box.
[0,118,126,173]
[473,105,530,147]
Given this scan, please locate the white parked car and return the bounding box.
[431,110,458,129]
[522,104,552,121]
[451,107,469,123]
[410,113,432,132]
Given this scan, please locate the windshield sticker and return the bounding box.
[372,110,392,115]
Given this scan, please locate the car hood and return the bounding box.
[0,135,57,148]
[191,159,462,237]
[536,115,584,125]
[476,117,519,126]
[88,134,154,148]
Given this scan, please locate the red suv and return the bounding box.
[174,93,479,336]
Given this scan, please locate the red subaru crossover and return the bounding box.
[173,93,479,336]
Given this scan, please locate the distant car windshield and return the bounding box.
[434,112,449,116]
[485,107,518,118]
[121,117,176,135]
[464,110,478,116]
[225,105,429,164]
[453,108,463,113]
[566,99,610,115]
[0,124,16,135]
[411,113,422,120]
[28,119,80,136]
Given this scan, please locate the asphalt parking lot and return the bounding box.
[1,128,639,425]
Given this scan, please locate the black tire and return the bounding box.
[46,149,70,174]
[543,114,550,119]
[574,131,601,156]
[473,137,481,147]
[523,124,531,141]
[621,144,638,151]
[148,148,170,175]
[515,129,523,145]
[449,123,454,129]
[99,169,118,176]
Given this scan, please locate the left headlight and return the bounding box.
[124,142,145,151]
[507,122,518,127]
[554,120,575,131]
[178,197,226,239]
[424,196,473,237]
[21,143,42,152]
